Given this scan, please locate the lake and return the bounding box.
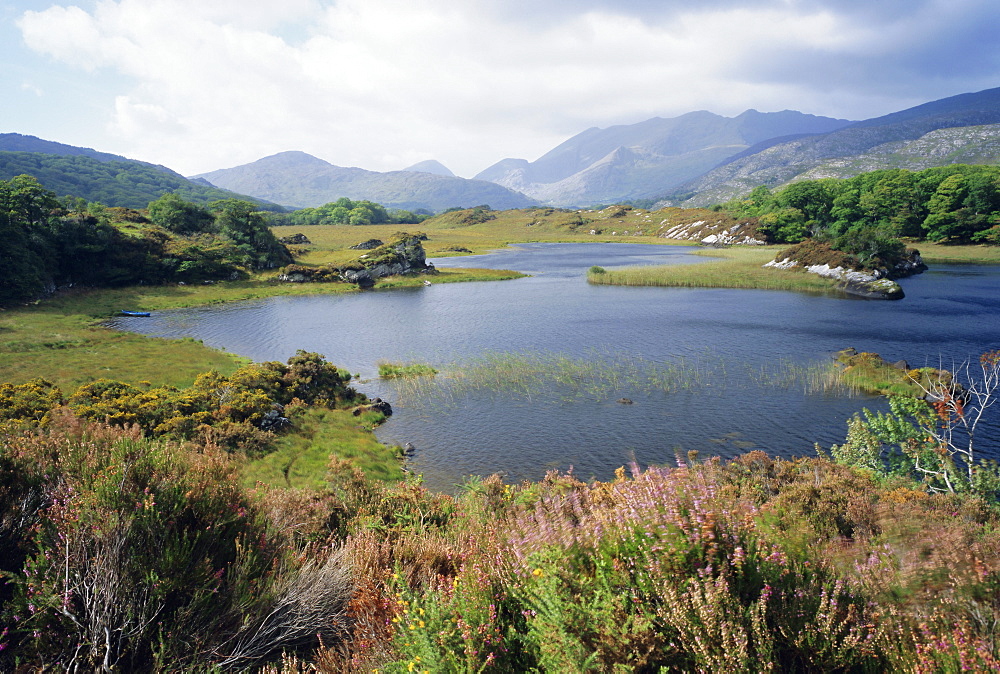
[109,243,1000,491]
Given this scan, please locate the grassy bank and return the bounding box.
[242,407,404,488]
[912,241,1000,265]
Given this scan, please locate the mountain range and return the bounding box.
[678,87,1000,206]
[5,87,1000,212]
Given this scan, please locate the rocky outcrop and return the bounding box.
[278,232,311,244]
[653,211,768,245]
[765,245,926,300]
[353,397,393,417]
[277,233,435,288]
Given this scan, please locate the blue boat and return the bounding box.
[120,310,151,317]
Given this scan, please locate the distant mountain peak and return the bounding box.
[403,159,455,177]
[240,151,333,169]
[474,109,852,207]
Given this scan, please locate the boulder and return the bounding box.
[350,238,384,250]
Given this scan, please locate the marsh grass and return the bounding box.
[377,361,439,379]
[587,246,842,294]
[243,407,404,488]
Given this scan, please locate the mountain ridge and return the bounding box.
[194,151,536,212]
[474,109,853,206]
[0,134,278,209]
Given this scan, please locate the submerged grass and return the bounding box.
[381,349,853,408]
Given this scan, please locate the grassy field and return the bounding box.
[912,241,1000,265]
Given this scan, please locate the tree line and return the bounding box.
[720,164,1000,249]
[276,196,430,227]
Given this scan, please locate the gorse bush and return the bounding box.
[19,350,363,454]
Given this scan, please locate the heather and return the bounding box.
[5,418,1000,670]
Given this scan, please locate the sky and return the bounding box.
[2,0,999,179]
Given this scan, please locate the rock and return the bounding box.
[350,239,384,250]
[370,397,393,416]
[764,245,923,300]
[353,397,393,417]
[840,277,904,300]
[340,269,376,288]
[892,360,910,371]
[259,408,291,431]
[278,233,434,287]
[278,232,311,244]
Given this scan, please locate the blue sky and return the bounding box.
[3,0,999,178]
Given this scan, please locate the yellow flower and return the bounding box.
[418,620,425,628]
[532,568,544,577]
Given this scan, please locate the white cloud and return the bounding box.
[15,0,1000,178]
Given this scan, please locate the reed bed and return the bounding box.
[380,350,854,408]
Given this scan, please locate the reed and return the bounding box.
[377,361,439,379]
[380,350,852,408]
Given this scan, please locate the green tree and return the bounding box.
[147,193,214,235]
[212,200,292,270]
[0,175,60,303]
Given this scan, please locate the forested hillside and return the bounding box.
[0,151,277,210]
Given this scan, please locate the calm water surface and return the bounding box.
[110,243,1000,491]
